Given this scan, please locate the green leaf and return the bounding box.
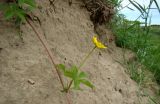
[73,79,81,90]
[18,0,36,8]
[24,0,36,8]
[70,66,79,80]
[4,9,14,20]
[79,71,87,78]
[18,0,24,6]
[80,79,94,89]
[57,64,66,72]
[4,3,17,20]
[16,9,26,21]
[134,1,146,13]
[129,0,144,15]
[64,70,73,78]
[127,7,135,11]
[3,3,26,21]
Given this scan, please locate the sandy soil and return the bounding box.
[0,0,149,104]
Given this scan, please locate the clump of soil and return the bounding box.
[82,0,115,25]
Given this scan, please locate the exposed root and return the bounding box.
[82,0,115,25]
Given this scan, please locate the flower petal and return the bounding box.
[92,36,107,49]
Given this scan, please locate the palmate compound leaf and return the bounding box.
[3,3,26,21]
[57,64,94,90]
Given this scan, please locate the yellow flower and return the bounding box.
[92,36,107,49]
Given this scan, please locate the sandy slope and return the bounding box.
[0,0,148,104]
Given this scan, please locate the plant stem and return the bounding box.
[66,80,73,93]
[78,46,96,69]
[26,19,71,104]
[66,46,97,92]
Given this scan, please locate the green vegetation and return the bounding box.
[57,64,94,92]
[150,25,160,45]
[0,0,36,24]
[0,0,36,40]
[111,1,160,85]
[109,0,160,103]
[111,0,160,84]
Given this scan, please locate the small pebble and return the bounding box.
[28,79,35,85]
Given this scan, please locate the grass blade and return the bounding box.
[153,0,160,13]
[129,0,144,15]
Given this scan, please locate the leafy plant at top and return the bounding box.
[2,3,26,21]
[0,0,36,22]
[57,64,94,92]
